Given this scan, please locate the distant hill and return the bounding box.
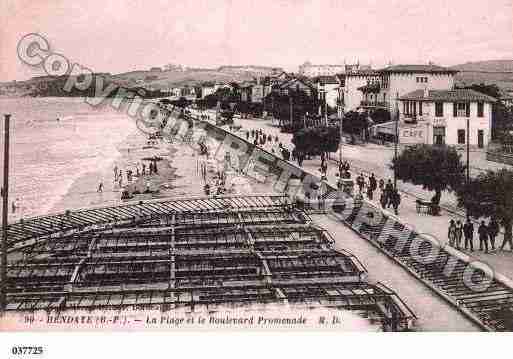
[0,67,271,97]
[451,60,513,91]
[112,69,258,89]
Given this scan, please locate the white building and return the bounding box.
[341,64,458,113]
[342,70,380,112]
[313,76,341,109]
[379,64,457,112]
[200,84,217,99]
[298,62,346,77]
[396,88,496,148]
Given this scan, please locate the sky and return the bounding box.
[1,0,512,81]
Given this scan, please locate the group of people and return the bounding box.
[246,128,279,148]
[98,159,159,195]
[352,172,401,215]
[448,217,511,252]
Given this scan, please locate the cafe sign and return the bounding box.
[399,124,427,144]
[432,118,446,127]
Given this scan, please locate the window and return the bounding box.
[454,102,469,117]
[458,129,466,144]
[435,102,444,117]
[477,102,484,117]
[416,76,428,83]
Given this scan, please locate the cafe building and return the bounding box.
[393,88,497,148]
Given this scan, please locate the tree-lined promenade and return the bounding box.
[203,113,513,279]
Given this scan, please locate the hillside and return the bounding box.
[112,69,257,89]
[451,60,513,91]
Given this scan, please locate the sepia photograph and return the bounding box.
[1,0,512,356]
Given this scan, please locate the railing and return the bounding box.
[360,101,389,108]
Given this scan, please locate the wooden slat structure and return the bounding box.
[3,195,414,331]
[335,193,513,331]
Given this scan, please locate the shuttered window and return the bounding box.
[477,102,484,117]
[435,102,444,117]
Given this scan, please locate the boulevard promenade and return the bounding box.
[216,115,513,282]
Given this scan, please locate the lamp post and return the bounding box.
[466,116,470,185]
[393,93,399,190]
[1,114,11,312]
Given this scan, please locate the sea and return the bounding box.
[0,97,139,220]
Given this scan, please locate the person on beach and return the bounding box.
[455,220,463,249]
[114,165,118,181]
[478,220,489,253]
[488,217,499,251]
[378,178,384,193]
[97,181,104,193]
[448,220,457,247]
[463,218,474,251]
[11,198,19,213]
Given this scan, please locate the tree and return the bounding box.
[456,169,513,244]
[264,89,319,130]
[342,111,367,144]
[291,126,340,156]
[173,96,190,109]
[369,108,391,125]
[391,144,465,205]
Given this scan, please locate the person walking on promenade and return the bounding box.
[488,217,499,251]
[448,219,457,247]
[463,218,474,251]
[478,220,489,253]
[380,191,387,209]
[385,179,394,208]
[378,178,384,193]
[455,220,463,249]
[356,173,365,194]
[391,189,401,215]
[368,173,377,200]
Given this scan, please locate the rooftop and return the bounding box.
[399,89,497,102]
[380,64,458,74]
[312,75,340,85]
[2,194,414,330]
[345,69,380,77]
